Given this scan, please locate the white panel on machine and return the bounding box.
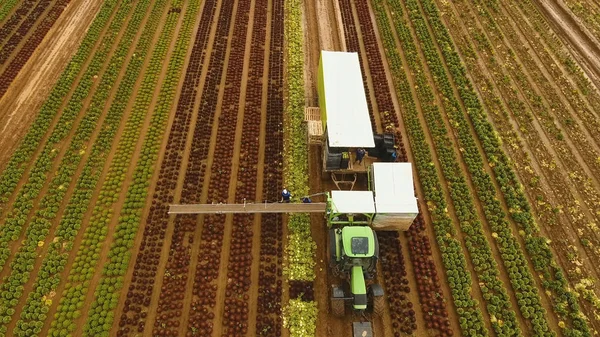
[320,51,375,148]
[331,190,375,214]
[371,163,418,230]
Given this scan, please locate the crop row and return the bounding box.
[442,0,592,328]
[220,0,272,330]
[336,0,377,130]
[370,0,488,336]
[281,0,316,334]
[0,0,23,24]
[410,0,592,334]
[157,0,249,334]
[487,0,600,260]
[114,0,226,335]
[341,0,450,334]
[0,0,71,98]
[402,0,555,334]
[434,0,595,333]
[0,2,150,335]
[472,0,600,232]
[440,0,600,329]
[0,0,38,48]
[255,0,285,334]
[13,0,179,335]
[83,0,198,334]
[25,0,170,335]
[506,0,600,323]
[0,0,138,258]
[0,0,126,210]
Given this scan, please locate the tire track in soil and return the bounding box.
[436,0,600,328]
[507,1,600,160]
[450,0,600,262]
[128,0,230,334]
[437,0,600,327]
[7,1,182,325]
[494,0,600,179]
[0,0,145,280]
[496,0,600,227]
[407,0,557,333]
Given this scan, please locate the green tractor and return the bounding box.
[326,200,385,318]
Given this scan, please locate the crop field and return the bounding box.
[0,0,600,336]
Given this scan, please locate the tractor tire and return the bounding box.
[373,295,385,317]
[331,297,345,317]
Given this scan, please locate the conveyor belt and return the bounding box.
[168,202,328,214]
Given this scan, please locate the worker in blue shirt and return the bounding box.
[281,189,291,203]
[302,196,312,203]
[355,148,366,165]
[391,151,397,162]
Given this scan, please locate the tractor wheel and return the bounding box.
[373,295,385,317]
[330,297,345,317]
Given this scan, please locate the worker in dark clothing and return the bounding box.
[391,151,397,162]
[302,196,312,203]
[355,148,366,165]
[281,189,291,203]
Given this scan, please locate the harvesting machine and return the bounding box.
[168,51,418,336]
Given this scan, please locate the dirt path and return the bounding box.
[0,0,102,172]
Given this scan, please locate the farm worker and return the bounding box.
[281,189,291,203]
[355,148,366,165]
[302,196,312,203]
[391,151,397,162]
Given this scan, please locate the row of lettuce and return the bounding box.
[372,0,590,336]
[281,0,318,335]
[0,0,197,336]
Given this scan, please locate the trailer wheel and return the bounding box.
[373,295,385,317]
[331,297,345,317]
